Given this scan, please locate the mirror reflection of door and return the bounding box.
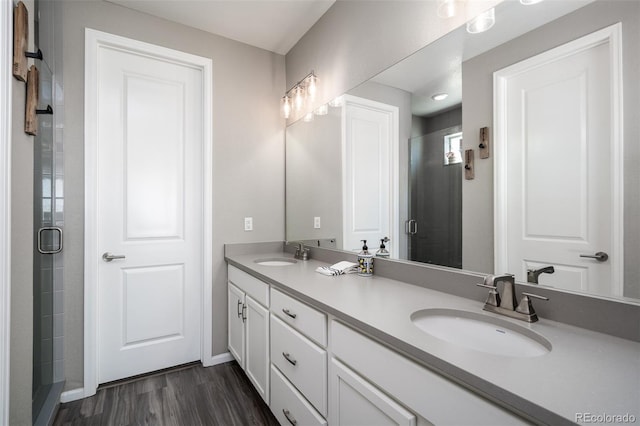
[409,108,462,268]
[495,25,623,297]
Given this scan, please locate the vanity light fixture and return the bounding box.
[280,70,318,119]
[519,0,544,4]
[466,8,496,34]
[432,93,448,101]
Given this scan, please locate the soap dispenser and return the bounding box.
[357,240,374,277]
[375,237,390,258]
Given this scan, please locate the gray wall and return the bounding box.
[286,106,343,246]
[285,0,502,123]
[10,0,35,422]
[461,0,640,298]
[59,0,286,391]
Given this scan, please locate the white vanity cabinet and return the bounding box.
[227,266,270,403]
[330,320,531,426]
[269,288,328,424]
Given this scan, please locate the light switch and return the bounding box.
[244,217,253,231]
[314,217,321,229]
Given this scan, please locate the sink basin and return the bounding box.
[410,308,551,358]
[254,258,298,266]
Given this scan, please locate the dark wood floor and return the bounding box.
[53,361,279,426]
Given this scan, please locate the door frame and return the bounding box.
[341,94,400,257]
[82,28,213,398]
[493,23,623,292]
[0,0,12,421]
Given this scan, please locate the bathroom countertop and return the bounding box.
[225,251,640,426]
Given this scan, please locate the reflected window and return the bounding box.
[444,131,463,165]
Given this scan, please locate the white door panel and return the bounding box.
[342,95,399,255]
[495,25,622,296]
[97,43,203,383]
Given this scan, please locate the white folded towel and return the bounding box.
[315,261,358,276]
[315,266,344,276]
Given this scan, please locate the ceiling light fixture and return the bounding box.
[432,93,448,101]
[437,0,458,18]
[519,0,544,4]
[280,71,318,119]
[466,8,495,34]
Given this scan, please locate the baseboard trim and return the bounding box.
[62,353,234,402]
[60,387,89,403]
[204,352,234,367]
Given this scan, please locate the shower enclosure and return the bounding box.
[32,3,64,422]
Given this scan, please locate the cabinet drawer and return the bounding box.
[331,321,530,425]
[271,365,327,426]
[271,314,327,416]
[271,288,327,347]
[228,265,269,306]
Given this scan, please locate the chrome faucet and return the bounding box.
[287,241,310,260]
[477,274,548,322]
[527,266,555,284]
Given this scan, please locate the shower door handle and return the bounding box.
[37,227,63,254]
[405,220,418,235]
[102,252,126,262]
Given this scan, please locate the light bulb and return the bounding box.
[281,96,291,119]
[437,0,458,18]
[329,95,344,108]
[303,112,314,122]
[306,74,317,102]
[293,85,305,112]
[314,104,328,116]
[466,8,495,34]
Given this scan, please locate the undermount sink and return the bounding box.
[410,308,551,358]
[254,258,298,266]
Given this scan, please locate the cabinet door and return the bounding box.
[330,358,416,426]
[245,295,270,403]
[227,283,245,368]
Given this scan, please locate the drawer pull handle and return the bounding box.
[237,300,243,318]
[282,409,297,425]
[282,308,297,319]
[241,304,247,323]
[282,352,297,366]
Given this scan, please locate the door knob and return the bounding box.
[102,252,126,262]
[579,252,609,262]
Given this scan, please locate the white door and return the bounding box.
[342,95,399,256]
[494,25,622,296]
[96,38,204,383]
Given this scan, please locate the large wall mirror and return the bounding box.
[286,0,639,302]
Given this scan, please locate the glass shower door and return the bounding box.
[32,60,60,422]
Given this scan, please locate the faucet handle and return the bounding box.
[522,292,549,301]
[516,292,549,321]
[476,283,501,307]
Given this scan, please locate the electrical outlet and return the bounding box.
[314,216,321,229]
[244,217,253,231]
